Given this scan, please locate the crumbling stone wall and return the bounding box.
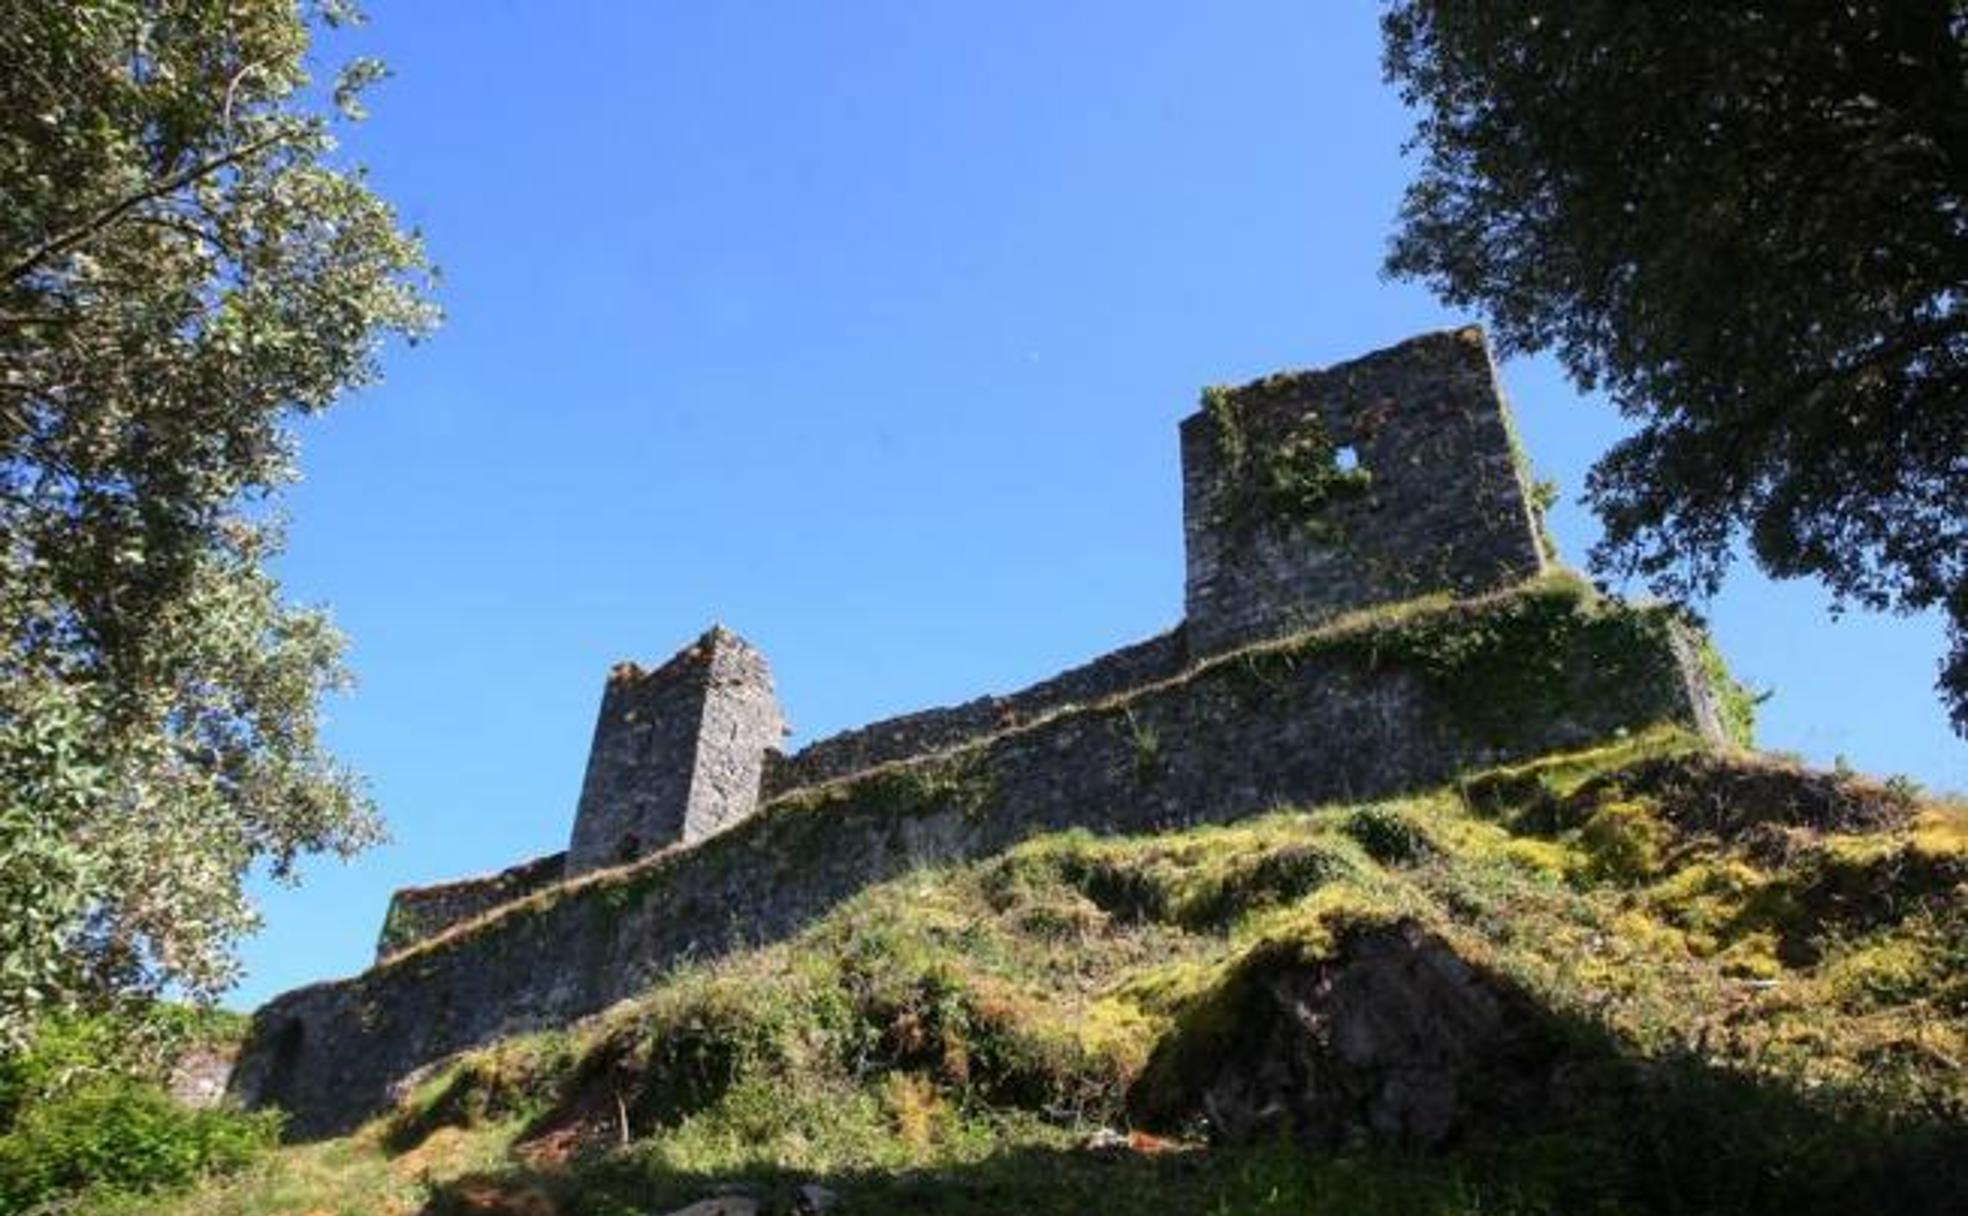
[763,628,1187,796]
[565,627,784,877]
[1181,329,1547,657]
[248,330,1709,1136]
[387,328,1548,929]
[375,853,566,961]
[766,332,1551,791]
[233,581,1719,1137]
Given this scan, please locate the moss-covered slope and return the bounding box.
[114,730,1967,1216]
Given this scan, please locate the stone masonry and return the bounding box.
[1181,327,1547,656]
[366,329,1559,957]
[375,852,566,961]
[565,626,785,877]
[236,330,1732,1135]
[235,580,1724,1137]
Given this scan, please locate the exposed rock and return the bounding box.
[1132,919,1567,1150]
[659,1199,758,1216]
[792,1182,839,1213]
[166,1043,237,1108]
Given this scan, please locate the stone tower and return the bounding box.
[1180,328,1547,657]
[565,626,785,876]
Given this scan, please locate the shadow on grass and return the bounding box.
[400,916,1968,1216]
[416,1055,1968,1216]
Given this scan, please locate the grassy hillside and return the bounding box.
[85,728,1967,1216]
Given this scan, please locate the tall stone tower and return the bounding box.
[565,626,786,877]
[1179,328,1547,657]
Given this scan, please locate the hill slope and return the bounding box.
[97,730,1967,1216]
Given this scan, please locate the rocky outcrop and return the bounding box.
[1131,919,1568,1149]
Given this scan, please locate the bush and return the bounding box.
[1343,805,1435,864]
[0,1009,271,1212]
[0,1006,248,1129]
[0,1078,279,1212]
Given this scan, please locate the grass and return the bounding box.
[88,728,1968,1215]
[78,1123,513,1216]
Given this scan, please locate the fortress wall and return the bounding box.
[378,328,1547,948]
[1181,329,1548,657]
[234,579,1718,1138]
[378,627,1169,960]
[374,853,566,961]
[762,627,1187,796]
[767,329,1550,794]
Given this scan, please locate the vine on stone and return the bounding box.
[1202,385,1373,540]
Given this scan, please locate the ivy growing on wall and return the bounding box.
[1201,385,1249,470]
[1201,384,1373,540]
[1260,424,1374,525]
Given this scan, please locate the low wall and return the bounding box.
[375,852,567,960]
[233,579,1721,1138]
[763,627,1187,795]
[378,630,1189,958]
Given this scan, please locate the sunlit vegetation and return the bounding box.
[80,729,1965,1216]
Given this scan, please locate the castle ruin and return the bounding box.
[234,330,1725,1135]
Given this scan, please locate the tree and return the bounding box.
[1381,1,1968,735]
[0,0,435,1041]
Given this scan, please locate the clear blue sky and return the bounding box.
[234,1,1964,1008]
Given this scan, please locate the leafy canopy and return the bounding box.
[1381,2,1968,734]
[0,0,435,1040]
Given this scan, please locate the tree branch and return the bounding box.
[3,128,296,285]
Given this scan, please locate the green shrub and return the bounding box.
[0,1078,279,1212]
[0,1006,248,1130]
[1343,805,1435,864]
[1578,798,1669,884]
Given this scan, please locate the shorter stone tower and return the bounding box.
[565,626,785,877]
[1180,328,1547,657]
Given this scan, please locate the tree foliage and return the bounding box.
[0,0,435,1040]
[1381,2,1968,734]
